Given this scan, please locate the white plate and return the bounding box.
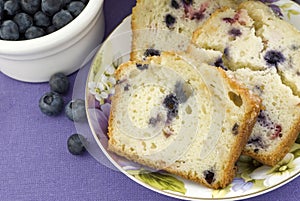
[85,1,300,200]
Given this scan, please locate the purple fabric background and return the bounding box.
[0,0,299,200]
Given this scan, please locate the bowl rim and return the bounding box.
[0,0,104,55]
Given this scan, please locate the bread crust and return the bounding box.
[130,1,139,60]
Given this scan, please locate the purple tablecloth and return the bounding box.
[0,0,299,200]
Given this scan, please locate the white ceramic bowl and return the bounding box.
[0,0,105,83]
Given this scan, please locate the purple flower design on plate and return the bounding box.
[231,178,253,192]
[111,154,142,170]
[88,103,111,148]
[259,0,283,17]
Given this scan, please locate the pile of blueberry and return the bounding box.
[39,72,87,155]
[0,0,89,40]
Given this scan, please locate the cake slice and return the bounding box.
[193,0,300,96]
[191,0,300,165]
[130,0,243,60]
[108,52,261,189]
[228,68,300,166]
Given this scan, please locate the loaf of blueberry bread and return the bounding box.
[107,52,261,189]
[191,0,300,165]
[130,0,243,60]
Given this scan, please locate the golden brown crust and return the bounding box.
[130,1,139,60]
[217,69,261,188]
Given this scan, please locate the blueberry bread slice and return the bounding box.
[107,52,261,189]
[193,0,300,96]
[130,0,243,60]
[228,68,300,166]
[191,1,300,165]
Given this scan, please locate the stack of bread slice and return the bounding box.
[191,0,300,166]
[106,0,300,189]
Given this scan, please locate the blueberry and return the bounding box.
[171,0,180,9]
[163,93,179,121]
[3,0,20,16]
[232,123,239,135]
[0,0,4,21]
[34,11,51,27]
[0,0,4,9]
[42,0,64,16]
[165,14,176,28]
[67,1,85,17]
[52,9,73,29]
[174,81,191,103]
[39,91,64,116]
[65,99,87,122]
[257,110,268,127]
[136,63,149,70]
[191,12,205,21]
[247,136,265,150]
[144,48,161,57]
[67,134,86,155]
[257,110,276,128]
[0,20,19,40]
[25,26,45,39]
[223,17,235,24]
[256,110,282,139]
[149,114,162,127]
[49,72,70,94]
[13,12,33,33]
[20,0,41,15]
[182,0,193,6]
[163,94,179,111]
[214,57,228,71]
[224,47,230,58]
[79,0,89,4]
[124,83,130,91]
[264,50,285,68]
[229,28,242,37]
[203,170,215,184]
[46,24,57,34]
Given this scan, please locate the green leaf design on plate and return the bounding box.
[252,179,266,189]
[240,172,254,183]
[279,2,300,20]
[127,169,187,194]
[280,3,293,10]
[288,10,300,15]
[212,184,232,198]
[91,51,104,81]
[287,9,300,19]
[237,155,263,176]
[291,143,300,159]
